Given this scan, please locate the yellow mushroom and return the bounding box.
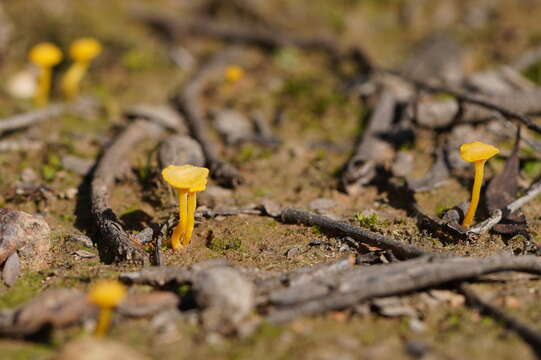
[88,280,127,337]
[62,37,102,99]
[459,141,500,227]
[162,165,209,250]
[28,42,63,107]
[224,65,244,83]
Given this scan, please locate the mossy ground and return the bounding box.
[2,0,541,359]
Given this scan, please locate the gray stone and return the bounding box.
[193,266,255,332]
[158,135,205,170]
[213,109,254,145]
[0,209,50,271]
[2,252,20,286]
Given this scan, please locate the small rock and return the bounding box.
[199,185,234,207]
[56,338,149,360]
[118,291,180,318]
[66,234,93,248]
[371,297,418,318]
[213,109,254,145]
[308,198,337,212]
[2,252,20,286]
[61,155,94,176]
[261,199,282,217]
[73,250,95,259]
[125,104,185,132]
[285,247,301,258]
[193,266,255,333]
[404,340,429,359]
[5,68,36,99]
[158,135,205,170]
[391,151,414,177]
[59,187,78,200]
[0,209,50,271]
[169,46,195,70]
[21,168,39,184]
[134,227,154,244]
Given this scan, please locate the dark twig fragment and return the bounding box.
[91,119,164,264]
[279,208,427,260]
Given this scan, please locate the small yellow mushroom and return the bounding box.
[28,42,63,107]
[62,37,102,99]
[88,280,127,337]
[162,165,209,250]
[459,141,500,227]
[224,65,244,83]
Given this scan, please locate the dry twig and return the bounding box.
[91,119,164,264]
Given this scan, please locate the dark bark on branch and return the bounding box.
[91,119,164,264]
[172,49,243,187]
[265,254,541,323]
[279,208,428,260]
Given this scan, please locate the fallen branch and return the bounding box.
[279,208,428,260]
[91,119,164,264]
[265,254,541,323]
[172,49,243,187]
[0,97,98,135]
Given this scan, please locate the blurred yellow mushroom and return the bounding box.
[224,65,244,83]
[162,165,209,250]
[62,37,102,99]
[88,280,127,337]
[28,42,63,107]
[459,141,500,227]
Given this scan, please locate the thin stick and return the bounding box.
[0,97,98,134]
[279,208,428,260]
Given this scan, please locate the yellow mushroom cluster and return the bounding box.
[27,38,102,106]
[162,164,209,250]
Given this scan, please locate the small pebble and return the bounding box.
[66,234,94,248]
[73,250,95,258]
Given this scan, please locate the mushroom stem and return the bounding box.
[183,192,197,246]
[35,66,52,107]
[462,160,486,227]
[94,306,112,337]
[171,189,188,250]
[62,61,89,99]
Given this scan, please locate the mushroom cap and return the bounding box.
[460,141,500,162]
[162,164,209,192]
[224,65,244,83]
[88,280,127,308]
[28,43,63,67]
[70,38,102,62]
